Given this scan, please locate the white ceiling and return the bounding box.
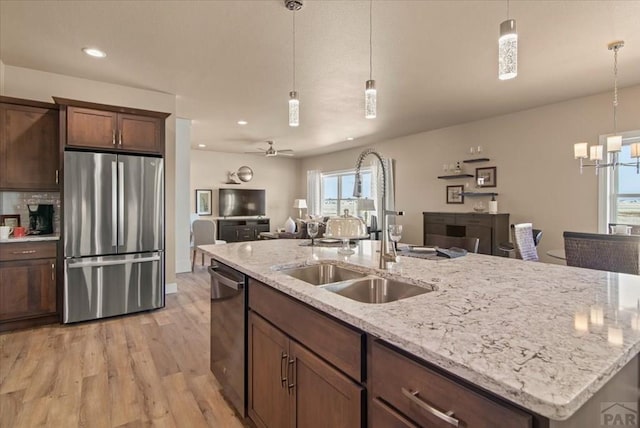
[1,1,639,157]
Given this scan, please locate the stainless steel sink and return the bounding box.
[324,277,432,304]
[281,264,367,286]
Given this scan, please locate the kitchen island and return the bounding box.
[200,239,640,427]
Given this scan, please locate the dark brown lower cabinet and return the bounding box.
[370,340,532,428]
[248,311,363,428]
[0,241,58,331]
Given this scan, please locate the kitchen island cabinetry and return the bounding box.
[248,279,363,428]
[0,96,59,191]
[54,97,170,155]
[0,240,58,332]
[370,340,532,428]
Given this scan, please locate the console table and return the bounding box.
[217,218,270,242]
[423,212,509,256]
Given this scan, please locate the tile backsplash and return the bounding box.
[0,192,61,233]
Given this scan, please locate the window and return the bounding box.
[609,140,640,226]
[600,132,640,231]
[321,169,373,217]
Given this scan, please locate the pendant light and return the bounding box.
[287,1,301,127]
[574,41,639,175]
[498,0,517,80]
[365,0,376,119]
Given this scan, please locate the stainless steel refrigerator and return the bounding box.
[63,151,164,323]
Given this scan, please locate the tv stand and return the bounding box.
[217,218,270,242]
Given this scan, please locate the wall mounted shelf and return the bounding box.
[462,158,490,163]
[461,192,498,197]
[437,174,474,179]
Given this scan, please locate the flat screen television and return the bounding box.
[219,188,266,217]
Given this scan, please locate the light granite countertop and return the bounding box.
[199,239,640,421]
[0,234,60,243]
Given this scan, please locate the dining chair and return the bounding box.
[191,219,226,272]
[512,223,540,261]
[563,231,640,275]
[498,224,542,261]
[424,234,479,253]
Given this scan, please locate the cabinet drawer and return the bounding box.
[0,241,57,261]
[456,214,493,227]
[371,398,419,428]
[423,214,455,225]
[249,279,363,382]
[371,341,531,428]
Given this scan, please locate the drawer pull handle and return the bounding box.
[401,387,459,427]
[12,250,37,255]
[280,352,288,388]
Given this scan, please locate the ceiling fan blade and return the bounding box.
[279,152,295,157]
[278,149,294,153]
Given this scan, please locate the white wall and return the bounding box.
[175,118,192,274]
[190,151,301,231]
[2,65,179,284]
[0,60,5,94]
[300,85,640,264]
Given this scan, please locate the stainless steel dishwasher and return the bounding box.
[209,260,246,418]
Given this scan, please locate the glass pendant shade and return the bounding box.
[365,80,377,119]
[498,19,518,80]
[574,143,588,159]
[631,143,640,159]
[288,91,299,127]
[606,135,622,152]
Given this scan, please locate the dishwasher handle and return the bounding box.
[209,265,244,291]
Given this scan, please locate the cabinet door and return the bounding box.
[219,225,238,242]
[465,225,492,255]
[0,258,56,321]
[0,103,59,190]
[291,340,362,428]
[66,106,117,149]
[248,312,292,428]
[118,114,163,153]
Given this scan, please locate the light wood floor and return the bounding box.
[0,263,245,428]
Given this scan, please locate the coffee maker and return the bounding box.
[28,204,54,235]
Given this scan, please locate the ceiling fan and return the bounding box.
[247,141,294,157]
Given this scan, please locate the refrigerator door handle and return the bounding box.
[111,161,117,247]
[118,161,125,246]
[67,255,161,269]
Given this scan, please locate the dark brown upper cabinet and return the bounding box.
[0,97,60,191]
[54,97,170,155]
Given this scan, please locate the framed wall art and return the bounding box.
[195,189,212,216]
[475,166,497,188]
[446,185,464,204]
[1,214,20,227]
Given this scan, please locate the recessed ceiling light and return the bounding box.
[198,144,206,148]
[237,120,248,125]
[82,47,106,58]
[346,137,354,141]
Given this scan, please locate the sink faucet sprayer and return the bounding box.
[353,148,404,269]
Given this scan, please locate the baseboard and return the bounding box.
[165,282,178,294]
[176,258,191,274]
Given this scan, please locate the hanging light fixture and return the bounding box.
[498,0,517,80]
[574,41,639,175]
[286,0,302,127]
[365,0,376,119]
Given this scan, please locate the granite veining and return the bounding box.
[0,234,60,243]
[199,240,640,420]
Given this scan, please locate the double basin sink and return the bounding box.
[281,263,432,304]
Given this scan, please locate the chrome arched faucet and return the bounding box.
[354,148,404,269]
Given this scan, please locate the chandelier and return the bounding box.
[574,41,640,175]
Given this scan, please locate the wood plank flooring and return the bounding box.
[0,264,245,427]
